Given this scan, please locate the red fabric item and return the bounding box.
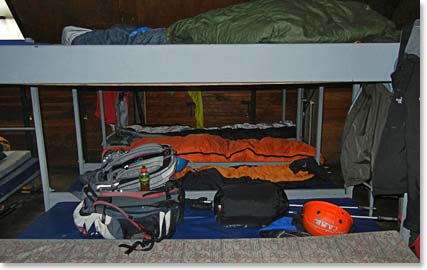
[95,91,130,125]
[409,235,420,259]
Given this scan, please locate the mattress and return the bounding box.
[0,158,39,203]
[106,122,296,146]
[0,151,31,179]
[0,151,40,202]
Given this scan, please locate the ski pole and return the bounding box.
[350,215,398,221]
[287,211,397,221]
[289,203,376,211]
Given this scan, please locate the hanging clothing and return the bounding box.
[95,91,130,126]
[340,83,392,186]
[187,90,204,128]
[133,91,146,125]
[372,20,420,233]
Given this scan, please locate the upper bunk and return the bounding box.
[0,0,401,86]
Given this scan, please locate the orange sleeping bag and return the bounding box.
[175,164,314,183]
[103,134,324,164]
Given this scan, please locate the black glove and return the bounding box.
[289,157,328,180]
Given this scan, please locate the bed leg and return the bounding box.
[315,86,324,164]
[352,84,362,102]
[281,89,286,122]
[399,193,411,244]
[98,90,107,148]
[30,86,52,211]
[368,182,375,217]
[296,88,304,141]
[72,89,86,175]
[308,100,314,145]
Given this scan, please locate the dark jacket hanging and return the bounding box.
[372,20,420,233]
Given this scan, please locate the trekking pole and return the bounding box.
[287,210,397,221]
[289,203,376,211]
[349,215,398,221]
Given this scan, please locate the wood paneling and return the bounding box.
[6,0,418,43]
[145,89,197,126]
[7,0,121,43]
[7,0,248,43]
[203,90,251,126]
[0,86,33,152]
[145,88,299,128]
[321,87,352,164]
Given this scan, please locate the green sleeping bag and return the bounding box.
[166,0,400,44]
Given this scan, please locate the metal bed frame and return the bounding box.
[0,43,400,214]
[72,86,318,173]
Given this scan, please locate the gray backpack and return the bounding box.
[80,143,177,191]
[74,180,184,253]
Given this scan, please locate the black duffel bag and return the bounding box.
[213,181,289,228]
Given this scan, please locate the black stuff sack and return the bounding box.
[213,181,289,228]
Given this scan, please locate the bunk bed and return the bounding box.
[0,42,400,209]
[0,0,407,244]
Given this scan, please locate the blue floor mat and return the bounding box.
[17,197,381,240]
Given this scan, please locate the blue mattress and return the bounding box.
[17,197,381,240]
[0,151,31,179]
[0,157,39,203]
[0,40,46,46]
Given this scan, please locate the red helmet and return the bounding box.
[302,201,353,236]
